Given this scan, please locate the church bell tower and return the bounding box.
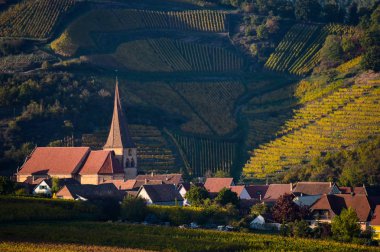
[103,78,137,179]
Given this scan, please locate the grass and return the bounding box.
[0,221,378,252]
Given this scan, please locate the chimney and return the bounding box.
[165,175,168,181]
[151,171,154,177]
[259,194,262,201]
[145,179,148,184]
[290,183,293,191]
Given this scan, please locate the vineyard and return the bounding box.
[51,9,227,56]
[0,51,56,73]
[117,80,244,136]
[81,125,180,174]
[244,72,380,178]
[0,0,75,39]
[0,221,377,252]
[265,24,356,75]
[169,132,237,177]
[104,38,244,73]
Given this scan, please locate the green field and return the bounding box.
[0,221,377,252]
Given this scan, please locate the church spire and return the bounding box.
[104,78,135,149]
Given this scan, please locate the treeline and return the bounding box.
[210,0,377,24]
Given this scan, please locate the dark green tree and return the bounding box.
[51,177,60,194]
[215,188,239,206]
[214,170,230,178]
[294,0,321,21]
[0,176,15,195]
[331,207,361,242]
[320,35,343,68]
[185,185,209,206]
[120,196,148,222]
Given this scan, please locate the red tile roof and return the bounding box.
[204,178,234,193]
[339,186,367,195]
[311,194,372,222]
[293,182,336,195]
[230,185,245,197]
[79,150,123,175]
[263,184,292,202]
[246,185,269,200]
[18,147,90,175]
[371,205,380,226]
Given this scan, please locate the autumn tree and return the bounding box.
[272,194,309,223]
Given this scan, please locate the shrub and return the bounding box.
[332,207,361,242]
[120,196,147,222]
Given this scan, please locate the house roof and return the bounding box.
[204,178,234,193]
[57,183,122,201]
[79,150,123,175]
[135,173,183,186]
[293,182,337,195]
[104,80,135,149]
[18,147,90,176]
[339,186,367,195]
[230,185,246,197]
[371,205,380,226]
[293,195,321,207]
[179,182,191,191]
[139,184,183,203]
[263,184,292,202]
[246,185,269,199]
[311,194,372,222]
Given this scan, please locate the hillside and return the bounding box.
[0,0,379,184]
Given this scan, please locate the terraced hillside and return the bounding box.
[265,24,356,75]
[87,38,244,72]
[81,125,180,174]
[51,9,228,56]
[244,72,380,179]
[0,0,76,39]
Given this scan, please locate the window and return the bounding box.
[39,185,47,190]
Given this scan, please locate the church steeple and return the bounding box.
[104,78,137,179]
[104,78,135,149]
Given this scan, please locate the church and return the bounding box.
[16,79,138,184]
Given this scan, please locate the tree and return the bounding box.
[290,220,311,238]
[347,2,359,25]
[0,176,15,195]
[331,207,361,242]
[215,188,239,206]
[51,177,60,194]
[361,6,380,72]
[323,3,344,23]
[320,35,343,68]
[294,0,321,22]
[256,24,269,40]
[250,202,267,216]
[185,185,209,206]
[120,196,148,222]
[214,170,230,178]
[272,194,308,223]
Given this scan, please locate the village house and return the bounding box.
[292,182,341,196]
[370,205,380,240]
[135,173,183,187]
[137,184,184,206]
[16,79,138,185]
[56,183,122,201]
[31,178,78,196]
[204,177,234,197]
[230,185,251,200]
[262,183,292,204]
[246,185,269,201]
[310,194,372,230]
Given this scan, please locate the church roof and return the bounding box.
[18,147,90,176]
[104,79,135,149]
[79,150,124,175]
